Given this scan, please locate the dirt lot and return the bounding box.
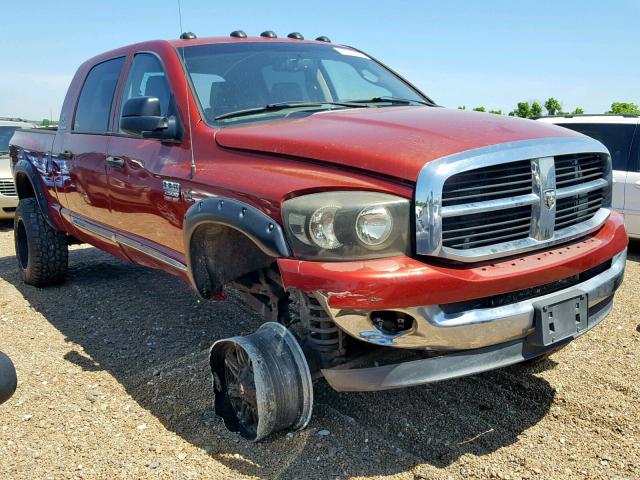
[0,220,638,480]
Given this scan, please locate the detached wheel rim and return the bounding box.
[16,220,29,270]
[210,322,314,441]
[224,344,258,437]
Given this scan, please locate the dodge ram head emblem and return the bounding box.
[543,189,556,209]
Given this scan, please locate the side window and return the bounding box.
[561,123,635,171]
[120,53,172,132]
[321,59,391,100]
[73,57,125,133]
[632,126,640,173]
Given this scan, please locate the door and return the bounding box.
[625,127,640,237]
[58,56,126,227]
[106,52,188,254]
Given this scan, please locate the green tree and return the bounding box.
[488,109,503,115]
[607,102,640,114]
[509,102,532,118]
[472,106,486,112]
[544,98,562,116]
[41,119,50,127]
[572,107,584,115]
[531,101,543,118]
[457,106,466,110]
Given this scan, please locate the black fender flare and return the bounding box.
[183,196,291,292]
[13,159,57,230]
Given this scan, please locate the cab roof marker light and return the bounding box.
[230,30,247,38]
[287,32,304,40]
[315,36,331,43]
[179,32,197,40]
[260,31,277,38]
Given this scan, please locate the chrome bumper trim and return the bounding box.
[316,249,626,350]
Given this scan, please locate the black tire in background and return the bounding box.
[14,198,68,287]
[0,352,17,405]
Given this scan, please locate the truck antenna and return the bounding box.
[177,0,197,178]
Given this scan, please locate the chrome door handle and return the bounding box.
[106,156,125,168]
[58,150,73,160]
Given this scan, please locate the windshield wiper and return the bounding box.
[214,101,365,121]
[346,96,431,106]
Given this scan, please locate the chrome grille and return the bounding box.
[415,137,612,262]
[0,179,17,197]
[442,205,532,249]
[442,160,533,207]
[555,189,605,230]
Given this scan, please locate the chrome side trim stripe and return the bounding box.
[115,234,187,271]
[70,214,187,272]
[71,216,117,243]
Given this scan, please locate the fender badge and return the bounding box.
[162,180,181,199]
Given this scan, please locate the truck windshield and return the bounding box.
[0,127,19,154]
[179,42,431,124]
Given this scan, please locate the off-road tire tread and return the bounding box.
[15,198,68,287]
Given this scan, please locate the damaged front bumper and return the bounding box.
[315,249,626,351]
[320,249,625,392]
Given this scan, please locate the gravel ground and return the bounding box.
[0,219,638,480]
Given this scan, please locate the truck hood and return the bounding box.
[214,106,579,182]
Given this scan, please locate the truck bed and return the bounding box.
[10,128,56,156]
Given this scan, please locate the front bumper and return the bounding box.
[316,249,626,350]
[279,213,628,350]
[321,249,625,392]
[0,192,18,219]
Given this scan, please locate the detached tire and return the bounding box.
[210,322,313,441]
[14,198,68,287]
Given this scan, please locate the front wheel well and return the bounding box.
[15,173,36,199]
[188,223,277,299]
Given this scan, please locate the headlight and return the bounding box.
[282,191,410,260]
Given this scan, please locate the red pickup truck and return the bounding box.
[9,32,628,441]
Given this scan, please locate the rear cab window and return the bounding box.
[559,123,637,171]
[73,57,125,134]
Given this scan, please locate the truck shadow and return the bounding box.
[0,246,556,478]
[0,219,13,233]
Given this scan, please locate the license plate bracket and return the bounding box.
[530,293,588,347]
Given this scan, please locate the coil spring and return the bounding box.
[301,294,346,360]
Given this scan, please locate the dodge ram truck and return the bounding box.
[9,31,628,441]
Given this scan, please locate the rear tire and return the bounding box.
[14,198,68,287]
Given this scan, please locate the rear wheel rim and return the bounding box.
[16,220,29,270]
[224,344,258,438]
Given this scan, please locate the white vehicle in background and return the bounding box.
[537,114,640,239]
[0,120,34,219]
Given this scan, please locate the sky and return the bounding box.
[1,0,639,120]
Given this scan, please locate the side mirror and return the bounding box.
[120,97,178,141]
[0,352,17,405]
